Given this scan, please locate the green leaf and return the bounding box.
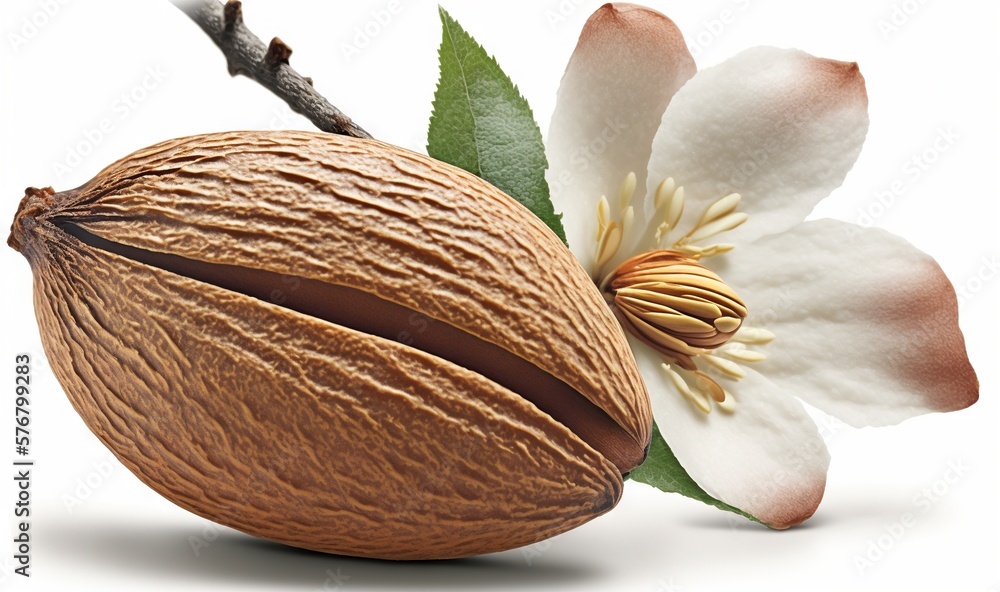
[428,6,567,244]
[629,422,762,525]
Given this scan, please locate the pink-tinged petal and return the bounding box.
[631,337,830,528]
[547,3,696,269]
[716,219,979,427]
[645,46,868,246]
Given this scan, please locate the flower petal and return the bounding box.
[645,46,868,247]
[631,337,830,528]
[716,219,979,427]
[547,3,696,269]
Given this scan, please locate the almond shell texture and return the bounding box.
[9,131,651,559]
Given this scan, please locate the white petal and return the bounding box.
[645,46,868,247]
[631,337,830,529]
[716,219,979,427]
[547,3,696,269]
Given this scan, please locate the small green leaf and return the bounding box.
[428,7,566,244]
[630,422,762,525]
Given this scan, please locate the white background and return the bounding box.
[1,1,997,590]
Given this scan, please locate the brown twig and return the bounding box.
[170,0,372,139]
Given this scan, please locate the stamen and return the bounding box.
[668,190,746,247]
[721,344,767,363]
[673,244,704,258]
[716,389,736,413]
[732,327,775,344]
[618,171,636,213]
[654,177,675,211]
[596,195,611,240]
[662,363,711,414]
[653,179,684,248]
[702,354,747,379]
[654,222,670,247]
[620,206,634,247]
[666,186,685,229]
[686,212,749,243]
[591,173,639,277]
[697,193,742,227]
[675,243,737,260]
[692,370,726,402]
[700,243,735,258]
[594,221,622,273]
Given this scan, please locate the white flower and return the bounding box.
[546,3,978,528]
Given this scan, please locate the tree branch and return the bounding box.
[170,0,372,139]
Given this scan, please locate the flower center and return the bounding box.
[605,250,746,368]
[590,172,773,414]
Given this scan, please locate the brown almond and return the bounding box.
[8,131,651,560]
